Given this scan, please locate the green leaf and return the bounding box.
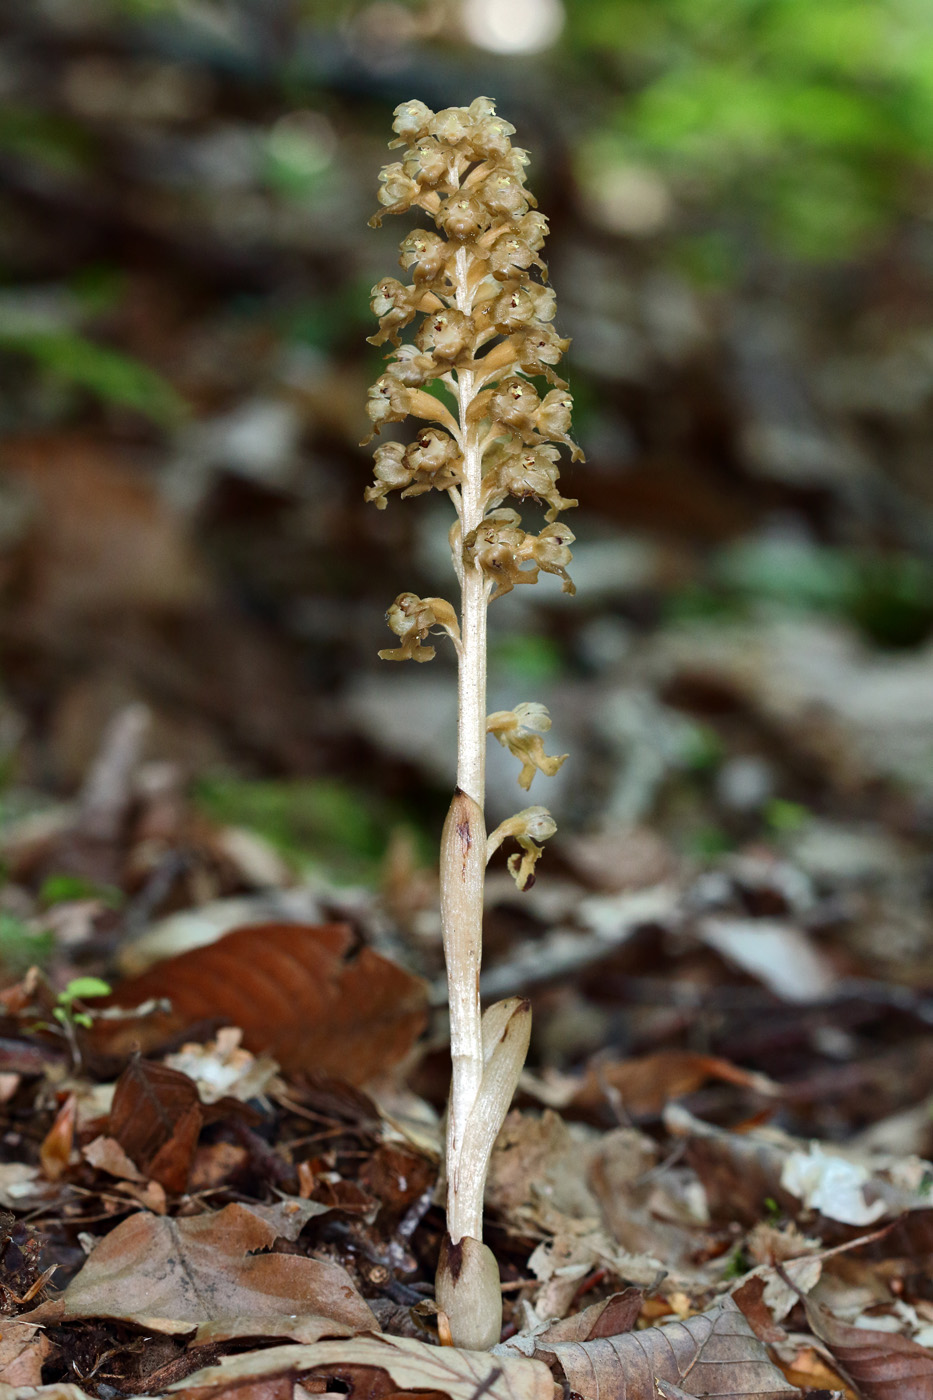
[0,329,186,427]
[39,874,124,909]
[59,977,112,1006]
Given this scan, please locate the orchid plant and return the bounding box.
[364,97,581,1350]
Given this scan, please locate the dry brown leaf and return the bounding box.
[574,1051,779,1118]
[100,923,427,1081]
[108,1058,204,1191]
[805,1299,933,1400]
[39,1093,76,1181]
[526,1295,800,1399]
[537,1289,644,1344]
[0,1320,50,1386]
[82,1134,146,1181]
[170,1333,554,1400]
[22,1202,376,1340]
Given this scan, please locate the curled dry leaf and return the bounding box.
[21,1202,377,1341]
[512,1295,799,1400]
[805,1298,933,1400]
[108,1058,205,1192]
[573,1051,780,1119]
[170,1333,555,1400]
[99,923,427,1082]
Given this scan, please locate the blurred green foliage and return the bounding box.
[569,0,933,260]
[0,913,54,975]
[0,329,187,427]
[194,775,422,881]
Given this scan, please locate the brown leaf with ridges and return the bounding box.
[108,1057,203,1192]
[805,1299,933,1400]
[172,1333,554,1400]
[21,1202,377,1341]
[100,923,427,1082]
[524,1295,801,1399]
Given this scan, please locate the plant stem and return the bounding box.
[443,242,488,1246]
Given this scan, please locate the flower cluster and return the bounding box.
[364,94,581,885]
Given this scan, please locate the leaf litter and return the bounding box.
[3,749,933,1400]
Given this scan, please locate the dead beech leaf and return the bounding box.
[39,1093,76,1181]
[22,1202,376,1340]
[0,1320,50,1386]
[102,923,427,1082]
[573,1051,779,1118]
[82,1135,146,1182]
[171,1333,554,1400]
[108,1058,204,1191]
[805,1299,933,1400]
[529,1295,799,1399]
[537,1289,644,1344]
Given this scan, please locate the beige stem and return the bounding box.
[441,240,489,1246]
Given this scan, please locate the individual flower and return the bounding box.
[486,286,539,334]
[377,162,420,210]
[530,523,576,593]
[477,169,530,218]
[487,703,567,791]
[515,211,549,249]
[489,376,541,435]
[433,106,473,146]
[415,307,473,361]
[487,232,546,280]
[379,592,460,662]
[438,194,490,241]
[463,508,535,600]
[486,805,558,891]
[385,342,436,387]
[403,136,451,188]
[406,427,461,478]
[362,375,412,442]
[398,230,449,283]
[367,277,420,347]
[365,441,412,508]
[483,443,577,522]
[470,113,517,161]
[389,99,435,148]
[514,325,570,383]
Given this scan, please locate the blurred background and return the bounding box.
[2,0,933,921]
